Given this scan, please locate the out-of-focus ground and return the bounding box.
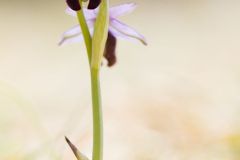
[0,0,240,159]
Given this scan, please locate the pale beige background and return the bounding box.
[0,0,240,159]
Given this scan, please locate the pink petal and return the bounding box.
[110,3,137,18]
[110,19,147,45]
[65,7,97,20]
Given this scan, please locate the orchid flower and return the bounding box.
[59,3,147,66]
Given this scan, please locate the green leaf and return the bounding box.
[91,0,109,69]
[65,137,89,160]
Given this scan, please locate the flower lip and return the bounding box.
[66,0,81,11]
[88,0,101,9]
[104,32,117,67]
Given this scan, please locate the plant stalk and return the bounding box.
[90,68,103,160]
[76,2,103,160]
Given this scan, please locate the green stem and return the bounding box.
[75,2,103,160]
[90,68,103,160]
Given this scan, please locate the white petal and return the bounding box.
[110,3,137,18]
[110,19,147,45]
[65,7,97,20]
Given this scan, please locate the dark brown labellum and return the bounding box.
[66,0,81,11]
[104,32,117,67]
[88,0,101,9]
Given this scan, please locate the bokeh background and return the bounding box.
[1,0,240,159]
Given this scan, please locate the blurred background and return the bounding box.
[0,0,240,159]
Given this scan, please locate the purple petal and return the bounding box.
[59,20,95,45]
[110,19,147,45]
[110,3,137,18]
[59,25,83,45]
[109,26,135,42]
[65,7,76,16]
[59,32,84,46]
[66,7,97,20]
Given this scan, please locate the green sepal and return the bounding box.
[91,0,109,69]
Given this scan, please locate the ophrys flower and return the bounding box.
[60,3,147,66]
